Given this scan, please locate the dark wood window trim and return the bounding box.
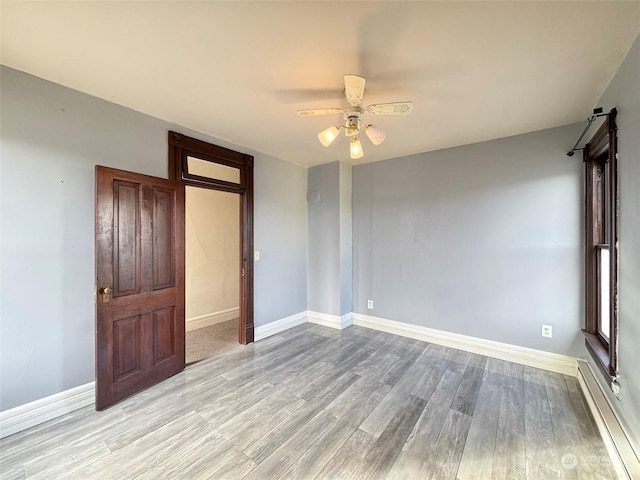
[168,131,254,344]
[583,108,618,389]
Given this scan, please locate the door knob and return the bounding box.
[99,286,112,303]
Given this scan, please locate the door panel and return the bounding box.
[96,166,185,410]
[113,315,142,381]
[152,187,175,290]
[153,307,176,363]
[113,180,142,297]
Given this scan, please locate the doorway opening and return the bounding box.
[169,131,254,349]
[185,186,243,363]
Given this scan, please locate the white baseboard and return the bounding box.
[577,361,640,480]
[0,382,95,439]
[308,311,352,330]
[341,313,353,328]
[186,307,239,332]
[352,313,578,377]
[254,311,309,341]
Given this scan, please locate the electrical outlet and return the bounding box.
[254,251,260,261]
[367,300,373,310]
[541,324,553,338]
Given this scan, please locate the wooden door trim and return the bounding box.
[168,131,254,344]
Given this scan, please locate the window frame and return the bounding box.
[583,108,618,386]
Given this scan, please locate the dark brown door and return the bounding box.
[95,166,185,410]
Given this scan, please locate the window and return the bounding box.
[583,108,618,387]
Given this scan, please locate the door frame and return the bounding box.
[168,131,254,344]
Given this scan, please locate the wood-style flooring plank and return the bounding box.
[242,370,360,465]
[522,366,561,480]
[358,354,429,439]
[0,324,618,480]
[325,375,391,426]
[387,369,465,480]
[242,410,338,480]
[0,465,26,480]
[410,344,452,401]
[417,408,473,480]
[59,410,212,480]
[491,368,526,480]
[564,375,615,478]
[450,358,487,415]
[313,428,377,480]
[137,432,253,480]
[353,395,427,480]
[278,417,356,480]
[456,375,502,480]
[215,391,307,450]
[544,371,617,479]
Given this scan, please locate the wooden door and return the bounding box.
[95,166,185,410]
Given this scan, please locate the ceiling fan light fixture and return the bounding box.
[318,126,340,147]
[350,137,363,159]
[365,125,386,145]
[299,74,413,160]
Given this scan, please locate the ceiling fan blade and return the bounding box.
[344,75,366,106]
[296,108,343,117]
[365,101,413,115]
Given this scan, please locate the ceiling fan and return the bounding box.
[297,75,413,159]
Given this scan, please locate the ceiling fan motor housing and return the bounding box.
[344,107,363,136]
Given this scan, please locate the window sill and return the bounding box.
[583,331,619,395]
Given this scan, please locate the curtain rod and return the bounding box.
[566,107,609,157]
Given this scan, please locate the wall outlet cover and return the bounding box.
[367,300,373,309]
[541,324,553,338]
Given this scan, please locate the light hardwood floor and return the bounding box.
[0,324,616,479]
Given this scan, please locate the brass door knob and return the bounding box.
[99,286,112,303]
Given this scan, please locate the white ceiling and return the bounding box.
[1,1,639,167]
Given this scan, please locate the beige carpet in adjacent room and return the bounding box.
[185,318,244,364]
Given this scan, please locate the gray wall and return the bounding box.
[254,155,308,326]
[589,33,640,448]
[353,123,586,357]
[307,161,353,317]
[339,162,353,316]
[307,162,341,315]
[0,66,308,410]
